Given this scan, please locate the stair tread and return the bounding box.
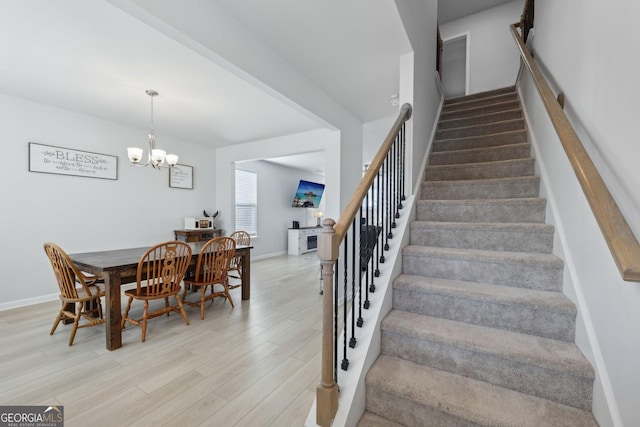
[431,142,530,156]
[411,220,553,234]
[358,411,404,427]
[436,117,525,134]
[417,197,545,206]
[441,100,521,120]
[367,355,598,427]
[403,245,563,267]
[442,92,518,112]
[394,274,575,314]
[427,157,534,170]
[382,310,593,378]
[444,86,516,104]
[434,128,526,145]
[422,175,540,187]
[438,108,522,128]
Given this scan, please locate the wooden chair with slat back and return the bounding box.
[182,236,236,319]
[44,242,106,346]
[227,231,251,290]
[121,241,192,342]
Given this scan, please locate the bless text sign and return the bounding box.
[29,142,118,180]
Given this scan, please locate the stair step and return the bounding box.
[438,108,523,130]
[402,245,563,291]
[429,143,531,166]
[444,86,516,105]
[410,221,553,253]
[393,274,576,341]
[443,92,518,113]
[425,158,535,181]
[416,198,547,223]
[441,99,521,121]
[381,311,593,410]
[421,176,540,200]
[435,118,525,140]
[357,412,404,427]
[433,129,528,153]
[366,355,598,426]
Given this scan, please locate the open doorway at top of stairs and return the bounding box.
[442,32,469,99]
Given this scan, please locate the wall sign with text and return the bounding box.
[28,142,118,180]
[169,164,193,189]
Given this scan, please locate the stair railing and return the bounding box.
[519,0,534,43]
[510,23,640,282]
[315,103,412,426]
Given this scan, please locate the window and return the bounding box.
[235,169,257,236]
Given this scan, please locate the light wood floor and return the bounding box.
[0,253,324,426]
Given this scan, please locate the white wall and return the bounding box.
[518,1,640,425]
[394,0,441,192]
[234,160,325,258]
[533,0,640,236]
[440,0,525,95]
[0,94,216,309]
[363,115,396,167]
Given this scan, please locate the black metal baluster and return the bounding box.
[333,261,338,383]
[357,206,364,328]
[395,133,401,219]
[341,238,349,371]
[389,137,398,228]
[349,220,357,348]
[381,157,389,255]
[367,186,376,293]
[386,153,394,240]
[363,191,371,309]
[400,124,406,203]
[392,137,398,228]
[374,169,381,277]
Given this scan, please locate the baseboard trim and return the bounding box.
[0,293,59,312]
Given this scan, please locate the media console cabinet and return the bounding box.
[288,227,321,255]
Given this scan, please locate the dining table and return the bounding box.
[68,241,252,350]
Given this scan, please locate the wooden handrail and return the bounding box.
[510,23,640,282]
[333,103,412,243]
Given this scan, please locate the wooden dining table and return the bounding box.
[68,241,252,350]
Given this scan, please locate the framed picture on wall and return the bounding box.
[28,142,118,180]
[169,164,193,189]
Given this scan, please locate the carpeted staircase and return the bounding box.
[359,87,598,426]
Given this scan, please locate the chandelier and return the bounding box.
[127,89,178,169]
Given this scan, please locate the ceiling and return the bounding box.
[438,0,516,24]
[1,0,513,173]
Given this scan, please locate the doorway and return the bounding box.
[442,33,469,99]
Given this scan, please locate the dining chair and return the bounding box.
[227,230,251,289]
[183,236,236,319]
[43,242,106,346]
[121,241,192,342]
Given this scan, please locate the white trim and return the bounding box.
[0,293,59,311]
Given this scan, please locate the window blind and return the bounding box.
[235,169,257,236]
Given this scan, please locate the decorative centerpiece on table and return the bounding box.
[203,210,219,229]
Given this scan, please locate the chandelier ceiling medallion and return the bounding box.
[127,89,178,169]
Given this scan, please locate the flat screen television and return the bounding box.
[291,180,325,208]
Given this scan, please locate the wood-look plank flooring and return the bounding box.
[0,253,325,426]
